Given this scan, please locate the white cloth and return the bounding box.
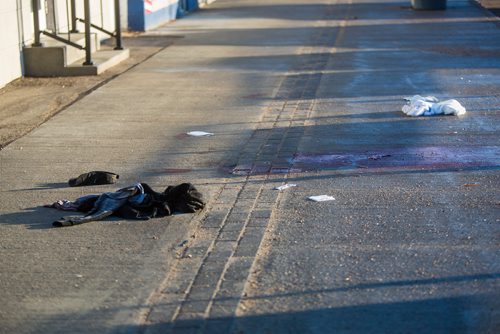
[402,95,466,117]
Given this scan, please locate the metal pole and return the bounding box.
[52,0,57,34]
[114,0,123,50]
[32,0,42,46]
[83,0,93,65]
[70,0,78,32]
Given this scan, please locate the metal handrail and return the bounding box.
[76,19,115,38]
[114,0,123,50]
[83,0,93,65]
[32,0,42,47]
[30,0,123,65]
[77,0,123,50]
[70,0,78,33]
[41,30,84,50]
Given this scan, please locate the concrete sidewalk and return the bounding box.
[1,0,499,333]
[0,0,305,332]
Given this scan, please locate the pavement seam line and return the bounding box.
[139,1,350,330]
[137,184,226,330]
[140,98,286,331]
[172,183,256,321]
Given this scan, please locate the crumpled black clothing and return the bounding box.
[51,183,204,227]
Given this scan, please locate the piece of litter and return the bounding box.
[187,131,214,137]
[75,274,83,278]
[402,95,466,117]
[274,184,297,191]
[308,195,335,202]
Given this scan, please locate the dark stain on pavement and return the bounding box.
[228,146,499,175]
[293,146,500,172]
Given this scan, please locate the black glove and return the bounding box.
[164,183,205,213]
[68,171,119,187]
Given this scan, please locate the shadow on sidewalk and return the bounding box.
[30,288,499,333]
[8,182,69,191]
[227,293,500,333]
[0,206,58,230]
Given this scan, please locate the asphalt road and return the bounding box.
[235,0,500,333]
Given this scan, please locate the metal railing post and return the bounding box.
[32,0,42,46]
[83,0,93,65]
[70,0,78,32]
[114,0,123,50]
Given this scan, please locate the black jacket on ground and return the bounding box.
[51,183,204,227]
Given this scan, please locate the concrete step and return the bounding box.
[65,49,130,76]
[25,32,99,66]
[23,33,129,77]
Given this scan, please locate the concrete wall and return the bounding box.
[0,0,37,89]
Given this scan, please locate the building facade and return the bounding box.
[0,0,212,89]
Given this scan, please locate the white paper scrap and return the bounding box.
[187,131,214,137]
[308,195,335,202]
[274,184,297,191]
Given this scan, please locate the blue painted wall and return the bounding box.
[128,0,145,31]
[128,0,203,31]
